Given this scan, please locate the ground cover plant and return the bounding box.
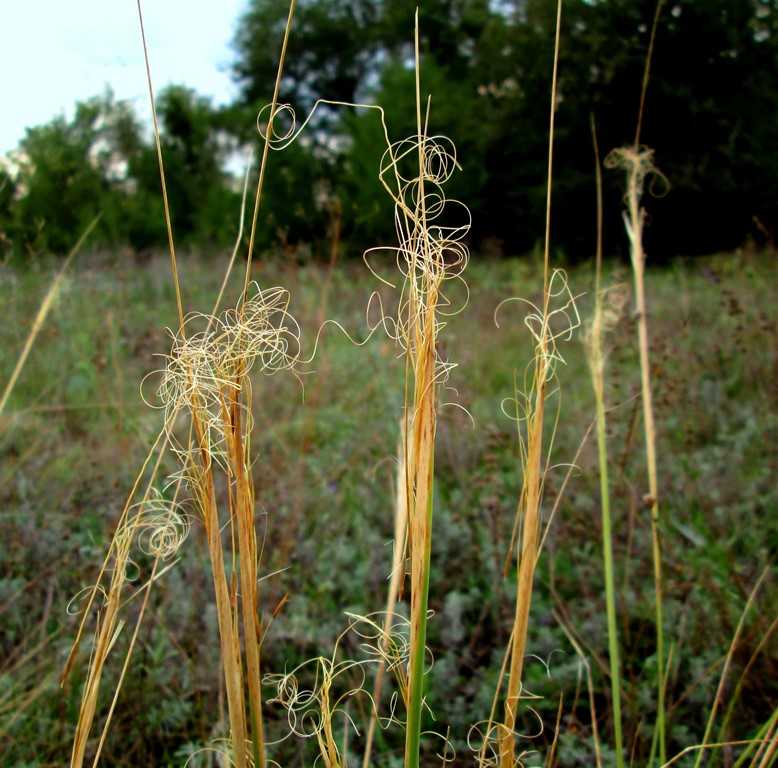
[2,1,777,766]
[2,250,776,766]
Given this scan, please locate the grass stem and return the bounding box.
[606,143,666,766]
[499,3,563,764]
[0,216,98,420]
[589,115,624,766]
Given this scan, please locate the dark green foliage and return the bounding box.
[233,0,778,258]
[3,1,776,260]
[150,86,242,248]
[2,89,242,258]
[12,94,124,255]
[0,170,17,261]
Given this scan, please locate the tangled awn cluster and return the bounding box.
[365,132,470,388]
[155,283,301,468]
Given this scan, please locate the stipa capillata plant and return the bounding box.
[64,2,303,765]
[474,2,583,765]
[264,611,414,768]
[251,17,471,764]
[157,281,302,768]
[64,281,303,768]
[605,143,669,766]
[366,105,470,768]
[479,267,580,768]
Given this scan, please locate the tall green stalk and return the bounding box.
[404,446,435,768]
[589,117,624,767]
[591,318,624,766]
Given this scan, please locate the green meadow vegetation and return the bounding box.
[2,247,776,765]
[1,1,777,767]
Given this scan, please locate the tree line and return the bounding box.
[2,0,776,262]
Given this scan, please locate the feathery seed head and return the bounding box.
[157,283,300,454]
[366,133,470,389]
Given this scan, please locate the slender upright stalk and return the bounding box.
[401,15,445,768]
[589,117,624,766]
[606,144,666,765]
[363,427,409,768]
[593,332,624,766]
[404,393,436,768]
[230,394,266,768]
[499,2,563,765]
[615,2,666,758]
[404,101,438,768]
[629,179,665,767]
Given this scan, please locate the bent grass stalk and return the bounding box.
[715,613,778,761]
[659,570,778,768]
[693,567,772,768]
[554,610,603,768]
[0,216,99,420]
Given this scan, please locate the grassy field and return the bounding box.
[1,246,776,766]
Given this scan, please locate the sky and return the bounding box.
[0,0,247,156]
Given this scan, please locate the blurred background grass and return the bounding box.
[1,247,775,766]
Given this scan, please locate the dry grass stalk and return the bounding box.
[498,360,548,767]
[66,1,301,763]
[0,216,98,420]
[160,285,301,767]
[752,709,778,768]
[362,424,409,768]
[496,2,570,765]
[496,270,578,767]
[143,2,299,764]
[354,14,469,766]
[605,143,668,763]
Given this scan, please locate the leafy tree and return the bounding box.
[234,0,383,120]
[0,169,17,259]
[233,0,778,257]
[143,85,243,249]
[12,93,127,254]
[3,87,247,258]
